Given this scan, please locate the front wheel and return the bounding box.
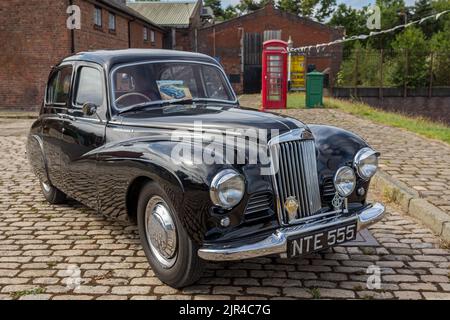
[40,180,67,204]
[137,182,204,288]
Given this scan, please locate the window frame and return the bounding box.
[44,65,74,108]
[143,27,148,42]
[72,65,106,110]
[150,30,155,43]
[94,6,102,28]
[108,12,116,32]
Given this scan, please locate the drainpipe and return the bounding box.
[194,28,198,52]
[69,0,75,53]
[213,26,216,57]
[172,28,176,49]
[128,18,136,48]
[238,28,244,74]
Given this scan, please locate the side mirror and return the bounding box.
[82,103,98,116]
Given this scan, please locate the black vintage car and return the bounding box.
[27,49,385,288]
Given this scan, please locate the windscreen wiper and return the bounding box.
[117,101,159,115]
[160,98,205,107]
[117,98,206,115]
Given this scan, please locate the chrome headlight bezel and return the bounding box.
[333,166,356,197]
[354,147,378,180]
[210,169,245,209]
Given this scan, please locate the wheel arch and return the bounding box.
[125,176,153,222]
[27,134,50,184]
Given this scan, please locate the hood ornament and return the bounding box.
[284,196,299,220]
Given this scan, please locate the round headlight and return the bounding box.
[210,169,245,209]
[354,147,378,180]
[334,166,356,197]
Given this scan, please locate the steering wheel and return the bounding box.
[115,92,151,106]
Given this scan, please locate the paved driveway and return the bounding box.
[0,118,449,300]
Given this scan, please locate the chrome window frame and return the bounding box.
[109,60,238,115]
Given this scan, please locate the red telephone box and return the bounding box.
[261,40,288,110]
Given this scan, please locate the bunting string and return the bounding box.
[289,10,450,54]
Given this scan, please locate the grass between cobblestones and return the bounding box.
[286,92,450,145]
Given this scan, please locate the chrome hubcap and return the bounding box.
[144,196,177,268]
[41,181,51,193]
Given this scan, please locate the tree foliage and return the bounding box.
[204,0,224,17]
[235,0,270,14]
[222,5,239,20]
[337,42,388,87]
[328,3,369,37]
[275,0,336,22]
[430,23,450,86]
[389,27,429,87]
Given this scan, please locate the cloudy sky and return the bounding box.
[221,0,417,8]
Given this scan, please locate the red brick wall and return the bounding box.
[174,29,192,51]
[0,0,71,110]
[130,21,163,49]
[198,5,344,93]
[73,0,129,51]
[0,0,165,110]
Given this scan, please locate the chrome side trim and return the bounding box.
[198,202,385,261]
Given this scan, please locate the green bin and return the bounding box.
[305,71,324,108]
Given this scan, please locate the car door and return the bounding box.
[41,64,74,189]
[60,62,107,210]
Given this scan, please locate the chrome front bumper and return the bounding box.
[198,202,385,261]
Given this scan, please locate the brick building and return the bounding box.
[128,0,212,51]
[197,5,344,93]
[0,0,165,110]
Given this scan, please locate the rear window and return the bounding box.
[46,67,73,105]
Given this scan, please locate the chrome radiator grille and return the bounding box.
[271,139,321,224]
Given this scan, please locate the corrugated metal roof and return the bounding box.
[127,1,198,28]
[100,0,165,31]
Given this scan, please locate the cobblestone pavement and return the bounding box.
[0,119,449,300]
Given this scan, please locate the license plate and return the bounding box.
[287,221,357,258]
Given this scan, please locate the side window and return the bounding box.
[46,71,59,104]
[75,67,104,106]
[202,66,230,100]
[46,66,73,105]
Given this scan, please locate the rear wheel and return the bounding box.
[40,180,67,204]
[137,181,204,288]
